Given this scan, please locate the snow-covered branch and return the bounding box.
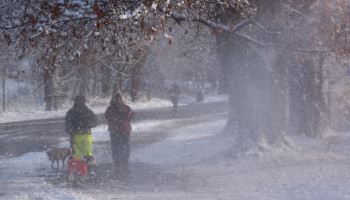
[235,32,331,53]
[194,17,331,53]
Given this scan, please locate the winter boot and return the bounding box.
[85,156,96,177]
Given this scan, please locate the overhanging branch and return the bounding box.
[235,32,331,53]
[194,17,331,53]
[0,16,98,31]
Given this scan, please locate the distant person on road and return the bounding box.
[196,90,204,103]
[169,82,181,116]
[105,93,134,173]
[65,95,97,168]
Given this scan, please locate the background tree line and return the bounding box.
[0,0,350,153]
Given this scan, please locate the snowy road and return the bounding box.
[0,101,228,157]
[2,108,350,199]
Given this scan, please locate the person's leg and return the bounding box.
[120,134,130,172]
[80,134,95,176]
[173,98,178,115]
[111,132,124,168]
[72,134,83,159]
[110,132,118,165]
[116,134,125,167]
[73,134,94,159]
[82,134,93,158]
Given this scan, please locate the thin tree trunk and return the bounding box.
[78,66,88,96]
[130,48,147,102]
[101,65,111,97]
[2,68,6,111]
[91,68,98,97]
[43,68,53,111]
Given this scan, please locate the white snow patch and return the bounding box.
[0,95,227,123]
[0,97,172,123]
[3,152,47,166]
[131,119,229,166]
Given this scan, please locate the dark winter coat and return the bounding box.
[169,84,181,98]
[65,104,98,135]
[104,103,134,134]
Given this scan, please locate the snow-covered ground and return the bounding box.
[2,112,350,199]
[0,94,228,123]
[0,97,172,123]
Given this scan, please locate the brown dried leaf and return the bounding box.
[140,16,145,30]
[167,37,173,46]
[144,0,153,8]
[4,34,11,46]
[96,22,101,29]
[29,15,37,26]
[93,3,105,19]
[51,4,62,19]
[40,2,50,11]
[187,0,192,7]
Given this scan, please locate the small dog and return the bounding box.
[46,147,71,172]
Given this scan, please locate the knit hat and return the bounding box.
[74,95,86,105]
[111,93,123,105]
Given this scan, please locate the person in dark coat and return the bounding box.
[196,90,204,103]
[65,95,97,167]
[104,93,134,173]
[169,82,181,116]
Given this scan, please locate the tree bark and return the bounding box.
[78,66,88,96]
[288,55,322,137]
[2,67,6,111]
[101,64,111,97]
[43,67,54,111]
[217,1,292,153]
[130,48,147,102]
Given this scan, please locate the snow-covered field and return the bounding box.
[0,94,228,123]
[2,113,350,200]
[0,97,172,123]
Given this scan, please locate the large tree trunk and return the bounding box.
[269,54,289,143]
[216,32,239,132]
[218,33,290,153]
[218,1,292,154]
[217,64,229,95]
[288,55,323,137]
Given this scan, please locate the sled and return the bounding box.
[67,157,93,186]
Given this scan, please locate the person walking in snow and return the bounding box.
[169,82,181,116]
[196,90,204,103]
[104,93,134,173]
[65,95,97,169]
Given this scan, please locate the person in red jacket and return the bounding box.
[105,93,134,173]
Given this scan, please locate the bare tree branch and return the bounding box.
[194,17,331,53]
[0,16,98,31]
[235,32,331,53]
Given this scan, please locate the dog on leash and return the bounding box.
[46,147,71,172]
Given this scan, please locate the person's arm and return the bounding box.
[88,109,98,128]
[104,106,112,122]
[65,111,73,135]
[65,111,74,147]
[124,106,134,121]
